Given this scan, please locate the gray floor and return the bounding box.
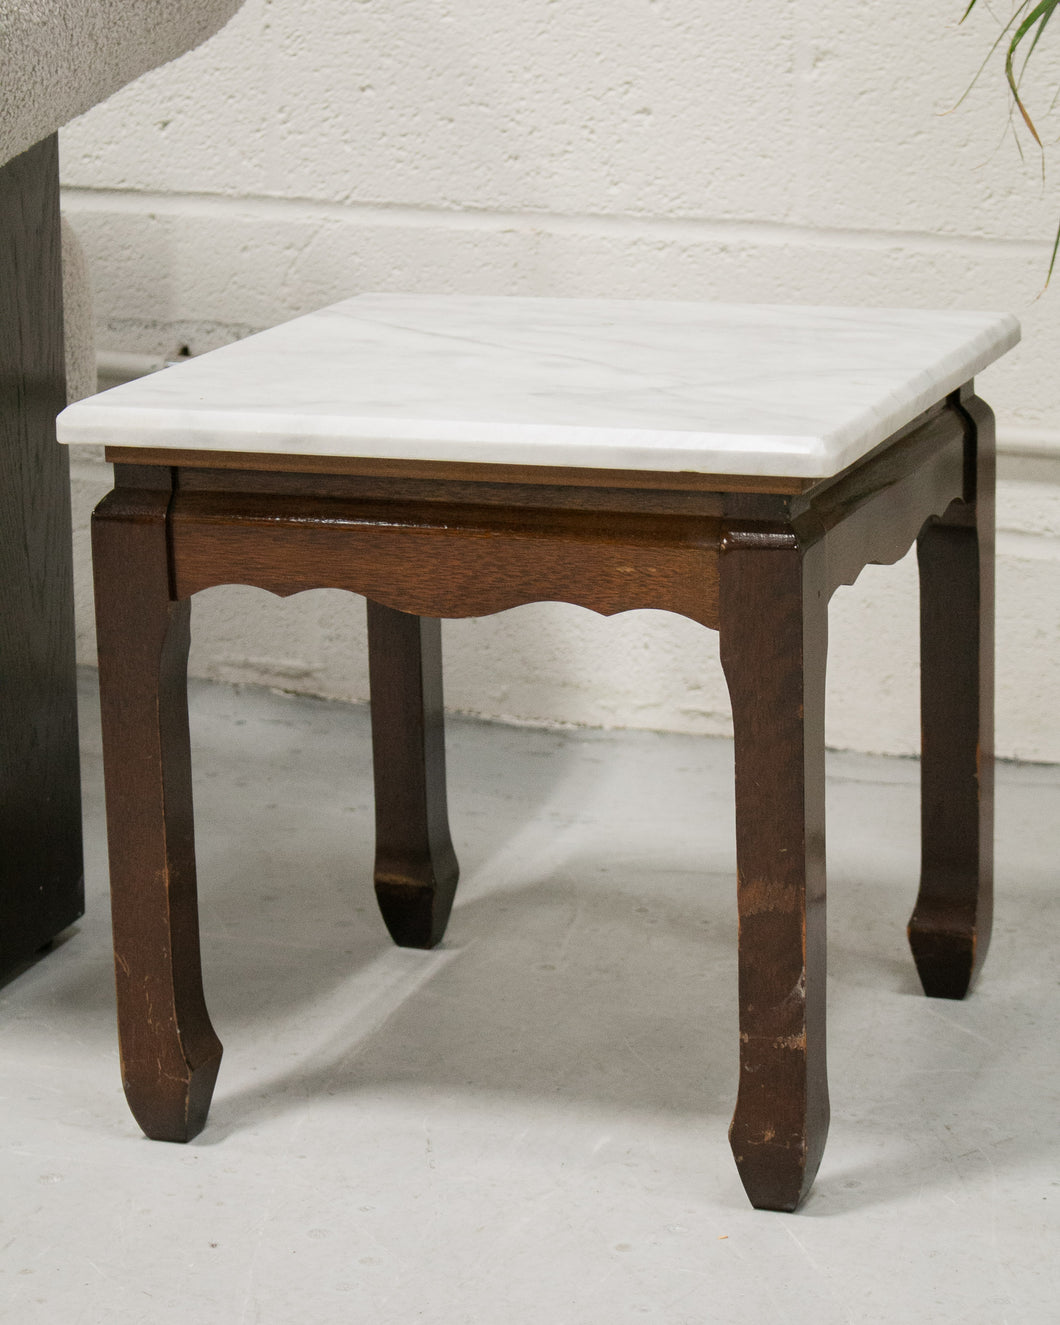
[2,671,1059,1324]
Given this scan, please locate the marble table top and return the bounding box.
[57,295,1020,478]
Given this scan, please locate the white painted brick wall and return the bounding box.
[58,0,1060,759]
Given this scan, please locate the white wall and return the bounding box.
[58,0,1060,759]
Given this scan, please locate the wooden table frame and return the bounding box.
[91,382,993,1212]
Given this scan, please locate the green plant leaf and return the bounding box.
[961,0,1060,283]
[1003,1,1059,144]
[955,2,1031,111]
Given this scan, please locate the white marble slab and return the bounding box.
[57,295,1020,477]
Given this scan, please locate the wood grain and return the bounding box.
[0,134,83,979]
[169,491,724,629]
[909,388,994,998]
[720,529,829,1213]
[174,463,731,517]
[93,472,222,1139]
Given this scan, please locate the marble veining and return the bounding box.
[57,295,1020,477]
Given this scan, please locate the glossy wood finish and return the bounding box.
[92,465,222,1140]
[0,134,83,980]
[910,387,995,998]
[92,390,994,1209]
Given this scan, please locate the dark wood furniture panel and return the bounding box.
[0,135,83,980]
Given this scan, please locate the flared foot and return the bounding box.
[375,859,460,950]
[730,1122,827,1213]
[908,891,979,999]
[124,1039,223,1142]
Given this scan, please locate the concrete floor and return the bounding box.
[2,670,1059,1324]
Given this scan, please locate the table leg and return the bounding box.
[367,601,459,948]
[93,480,221,1140]
[910,395,995,999]
[720,533,829,1211]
